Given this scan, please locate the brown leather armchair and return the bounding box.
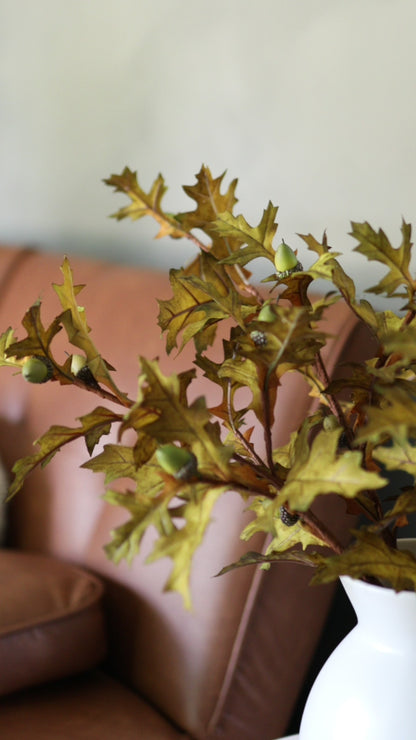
[0,245,368,739]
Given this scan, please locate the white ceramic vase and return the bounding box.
[299,540,416,740]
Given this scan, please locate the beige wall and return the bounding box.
[0,0,415,300]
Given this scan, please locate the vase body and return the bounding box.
[299,565,416,739]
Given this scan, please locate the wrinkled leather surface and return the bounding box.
[0,549,106,696]
[0,671,186,739]
[0,245,373,739]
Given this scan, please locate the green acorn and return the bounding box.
[22,356,53,384]
[156,444,198,480]
[71,353,87,376]
[257,302,277,323]
[274,240,303,278]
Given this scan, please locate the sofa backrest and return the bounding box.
[0,245,371,739]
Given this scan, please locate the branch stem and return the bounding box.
[301,508,344,555]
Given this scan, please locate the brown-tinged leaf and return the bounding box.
[218,353,274,428]
[311,530,416,591]
[53,258,128,403]
[176,165,238,233]
[8,406,121,498]
[214,201,278,267]
[368,489,416,533]
[237,304,327,378]
[217,548,316,576]
[158,267,229,354]
[6,302,63,365]
[104,167,186,240]
[350,219,414,300]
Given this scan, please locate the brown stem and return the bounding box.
[261,379,275,472]
[69,375,134,408]
[403,307,416,327]
[314,351,354,446]
[301,508,344,555]
[232,452,285,489]
[226,378,272,473]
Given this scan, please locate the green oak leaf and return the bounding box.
[279,428,386,512]
[242,496,327,554]
[381,325,416,363]
[356,388,416,445]
[372,440,416,478]
[103,465,170,564]
[147,482,229,608]
[136,357,234,479]
[82,443,137,483]
[0,327,21,368]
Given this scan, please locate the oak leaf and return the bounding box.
[136,358,234,479]
[176,165,238,233]
[53,258,128,403]
[311,530,416,591]
[279,428,386,512]
[104,167,185,240]
[242,496,327,554]
[8,406,121,498]
[350,219,414,300]
[214,201,278,267]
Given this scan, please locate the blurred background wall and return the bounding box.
[0,0,415,297]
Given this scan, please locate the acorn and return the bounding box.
[279,505,300,527]
[250,330,268,347]
[156,444,198,480]
[71,353,101,390]
[323,414,340,432]
[22,355,53,384]
[274,240,303,278]
[323,414,349,449]
[257,302,277,323]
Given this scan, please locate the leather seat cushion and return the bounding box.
[0,549,107,696]
[0,670,184,739]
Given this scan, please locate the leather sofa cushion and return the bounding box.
[0,671,184,739]
[0,549,106,696]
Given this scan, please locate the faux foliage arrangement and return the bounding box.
[2,165,416,607]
